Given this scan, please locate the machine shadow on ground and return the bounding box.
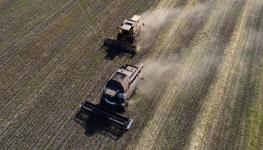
[103,39,135,60]
[74,111,124,140]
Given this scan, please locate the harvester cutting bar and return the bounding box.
[104,39,136,54]
[80,101,133,130]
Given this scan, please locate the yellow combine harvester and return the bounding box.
[104,15,144,55]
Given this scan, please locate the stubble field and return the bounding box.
[0,0,262,149]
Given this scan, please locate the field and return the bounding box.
[0,0,262,149]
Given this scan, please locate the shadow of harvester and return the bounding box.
[74,111,124,140]
[103,39,135,60]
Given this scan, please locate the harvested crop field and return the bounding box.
[0,0,262,149]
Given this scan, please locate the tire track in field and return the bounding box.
[77,0,106,38]
[186,0,253,149]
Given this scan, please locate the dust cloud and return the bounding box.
[137,8,181,50]
[137,2,212,50]
[137,0,248,97]
[138,55,180,96]
[137,2,214,96]
[138,52,218,97]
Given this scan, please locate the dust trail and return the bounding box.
[134,0,234,149]
[137,9,181,50]
[137,2,212,50]
[137,54,180,96]
[137,1,213,96]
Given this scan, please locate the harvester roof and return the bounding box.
[120,19,134,31]
[110,72,129,92]
[120,23,132,31]
[108,65,138,91]
[130,15,141,22]
[120,15,141,31]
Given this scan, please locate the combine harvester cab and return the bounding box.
[79,64,143,131]
[104,15,144,55]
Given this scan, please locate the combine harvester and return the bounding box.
[80,64,143,131]
[104,15,144,55]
